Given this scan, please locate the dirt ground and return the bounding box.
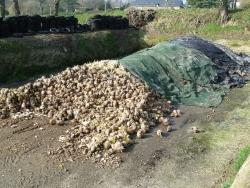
[1,76,250,188]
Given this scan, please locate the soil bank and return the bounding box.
[0,29,140,84]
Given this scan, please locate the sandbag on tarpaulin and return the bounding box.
[169,36,250,88]
[119,42,230,107]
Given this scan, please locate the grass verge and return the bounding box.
[233,146,250,173]
[221,146,250,188]
[221,179,234,188]
[143,8,250,45]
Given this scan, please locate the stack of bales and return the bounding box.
[0,14,130,38]
[0,15,78,38]
[0,16,11,38]
[87,14,129,31]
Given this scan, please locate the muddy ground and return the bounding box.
[1,76,250,188]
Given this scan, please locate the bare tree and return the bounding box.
[0,0,6,18]
[54,0,60,15]
[37,0,46,15]
[217,0,231,27]
[13,0,20,15]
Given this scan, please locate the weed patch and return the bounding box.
[6,74,28,84]
[231,43,240,47]
[221,178,234,188]
[219,146,250,188]
[0,40,23,53]
[233,146,250,173]
[143,8,250,45]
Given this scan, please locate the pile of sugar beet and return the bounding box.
[0,60,180,164]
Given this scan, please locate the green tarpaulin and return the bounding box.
[119,42,230,107]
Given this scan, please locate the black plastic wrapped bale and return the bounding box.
[93,14,102,19]
[119,19,124,29]
[72,17,78,28]
[102,16,109,29]
[16,16,28,33]
[66,16,74,27]
[120,18,127,29]
[61,17,68,28]
[91,19,100,30]
[41,17,50,30]
[0,21,11,38]
[108,18,115,30]
[123,18,129,28]
[114,18,120,30]
[99,19,105,29]
[55,16,62,28]
[47,16,56,29]
[26,16,35,32]
[32,15,42,32]
[4,16,18,34]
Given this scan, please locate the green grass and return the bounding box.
[220,146,250,188]
[231,43,240,47]
[198,23,243,32]
[144,8,250,44]
[5,66,68,84]
[221,178,234,188]
[0,40,23,53]
[233,146,250,173]
[6,74,28,84]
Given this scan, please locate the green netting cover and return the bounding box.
[119,42,230,107]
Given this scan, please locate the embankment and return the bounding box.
[0,29,140,83]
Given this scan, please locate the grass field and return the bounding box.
[137,8,250,54]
